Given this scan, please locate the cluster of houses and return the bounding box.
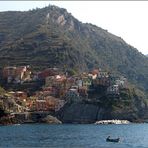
[0,65,128,113]
[3,66,32,84]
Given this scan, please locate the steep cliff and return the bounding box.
[58,89,148,123]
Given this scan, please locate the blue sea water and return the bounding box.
[0,123,147,148]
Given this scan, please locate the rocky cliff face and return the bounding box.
[58,101,148,123]
[58,103,100,123]
[58,89,148,123]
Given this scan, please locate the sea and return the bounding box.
[0,123,147,148]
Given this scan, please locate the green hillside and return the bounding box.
[0,5,148,93]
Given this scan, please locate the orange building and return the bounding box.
[8,91,27,101]
[32,96,65,112]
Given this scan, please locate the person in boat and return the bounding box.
[106,136,111,140]
[106,136,120,142]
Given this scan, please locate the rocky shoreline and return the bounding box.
[0,114,62,125]
[1,115,147,126]
[0,100,147,126]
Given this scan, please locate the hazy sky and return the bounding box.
[0,1,148,55]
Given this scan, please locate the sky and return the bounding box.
[0,1,148,55]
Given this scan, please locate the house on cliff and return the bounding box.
[107,85,119,95]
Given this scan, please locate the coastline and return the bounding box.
[0,115,146,126]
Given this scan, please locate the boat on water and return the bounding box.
[106,136,120,143]
[14,124,21,126]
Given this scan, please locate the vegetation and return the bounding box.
[0,5,147,95]
[0,86,5,95]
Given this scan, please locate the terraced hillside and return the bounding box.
[0,5,147,93]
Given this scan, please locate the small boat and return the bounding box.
[106,136,120,143]
[14,124,21,126]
